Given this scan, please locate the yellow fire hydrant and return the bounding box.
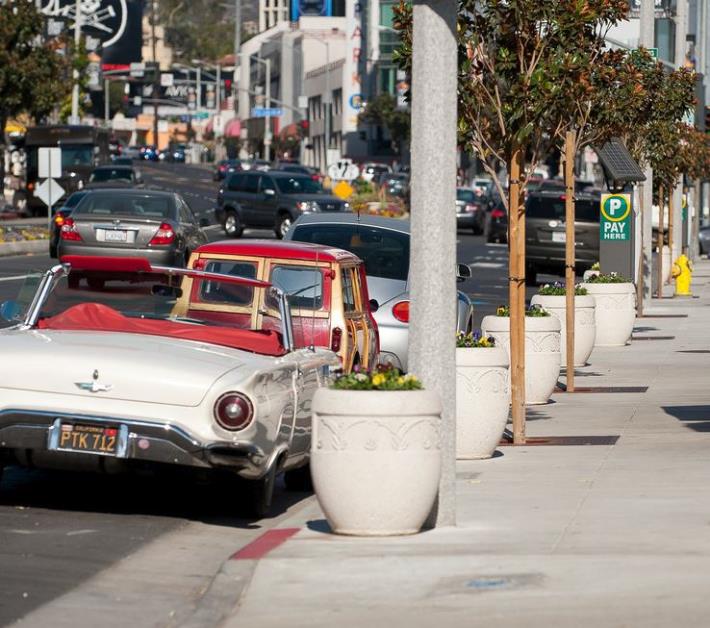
[672,254,693,296]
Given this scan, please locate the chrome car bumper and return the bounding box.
[0,409,266,476]
[57,243,180,265]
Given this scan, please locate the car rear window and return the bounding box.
[457,189,476,202]
[526,196,599,222]
[267,264,324,310]
[275,176,322,195]
[74,194,174,219]
[90,169,132,182]
[291,224,410,282]
[199,260,258,306]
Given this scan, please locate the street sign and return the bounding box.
[160,73,174,87]
[251,107,283,118]
[34,178,65,207]
[600,193,631,241]
[327,160,360,182]
[333,180,354,200]
[649,47,658,60]
[130,62,145,78]
[38,147,61,179]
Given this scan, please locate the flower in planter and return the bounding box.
[586,271,630,284]
[591,262,600,270]
[332,363,423,391]
[495,304,551,317]
[456,330,496,348]
[537,281,588,296]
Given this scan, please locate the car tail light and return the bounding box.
[60,217,82,241]
[27,182,35,192]
[214,392,254,431]
[331,327,342,352]
[392,301,410,323]
[149,222,175,246]
[54,213,66,227]
[491,209,505,219]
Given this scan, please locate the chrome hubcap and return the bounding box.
[225,214,236,234]
[279,217,291,237]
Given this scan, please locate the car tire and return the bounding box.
[275,213,293,239]
[525,263,537,287]
[247,463,277,518]
[284,463,312,492]
[223,210,243,238]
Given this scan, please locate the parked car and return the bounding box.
[456,187,484,234]
[241,159,271,172]
[57,189,208,267]
[216,171,351,239]
[214,159,243,181]
[111,156,133,166]
[470,178,492,197]
[164,144,186,163]
[86,165,144,188]
[122,145,142,160]
[525,190,600,285]
[360,162,392,183]
[381,174,410,200]
[49,190,90,258]
[142,145,160,161]
[0,255,340,515]
[286,213,474,372]
[188,240,379,372]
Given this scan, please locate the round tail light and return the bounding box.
[214,392,254,431]
[392,301,410,323]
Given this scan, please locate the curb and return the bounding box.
[0,239,48,257]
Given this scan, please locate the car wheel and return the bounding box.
[284,463,312,492]
[275,213,293,239]
[247,463,277,518]
[223,210,243,238]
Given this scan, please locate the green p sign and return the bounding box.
[600,194,631,241]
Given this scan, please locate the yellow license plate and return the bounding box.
[56,423,119,455]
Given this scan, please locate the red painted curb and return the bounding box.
[230,528,301,560]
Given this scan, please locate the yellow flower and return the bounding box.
[372,373,386,387]
[397,376,405,385]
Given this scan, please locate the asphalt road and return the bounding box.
[0,162,565,625]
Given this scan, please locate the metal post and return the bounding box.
[264,57,272,161]
[640,0,655,311]
[216,64,222,114]
[657,186,665,298]
[233,0,242,116]
[564,131,576,393]
[324,42,331,169]
[151,0,159,149]
[104,78,110,122]
[70,0,82,124]
[409,0,457,527]
[196,66,202,115]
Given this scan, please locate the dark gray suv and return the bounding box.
[525,190,600,285]
[216,171,350,239]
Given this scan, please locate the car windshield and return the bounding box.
[291,223,410,281]
[90,168,132,182]
[275,176,323,195]
[526,196,599,222]
[457,189,476,202]
[61,145,94,167]
[73,193,174,219]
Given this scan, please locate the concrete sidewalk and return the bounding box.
[222,261,710,628]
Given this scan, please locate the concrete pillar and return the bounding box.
[640,1,655,308]
[673,0,689,261]
[409,0,458,527]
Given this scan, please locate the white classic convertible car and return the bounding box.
[0,254,340,516]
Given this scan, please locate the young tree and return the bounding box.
[358,93,410,156]
[0,1,69,190]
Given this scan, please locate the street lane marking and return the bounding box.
[0,274,30,283]
[471,262,504,269]
[230,527,300,560]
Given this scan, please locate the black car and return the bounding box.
[214,159,243,181]
[216,171,351,239]
[86,165,144,188]
[49,190,90,258]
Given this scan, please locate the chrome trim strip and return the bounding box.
[22,264,68,329]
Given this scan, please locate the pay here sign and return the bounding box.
[600,194,631,241]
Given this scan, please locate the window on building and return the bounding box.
[332,88,342,115]
[379,66,397,95]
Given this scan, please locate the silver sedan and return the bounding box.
[285,213,474,371]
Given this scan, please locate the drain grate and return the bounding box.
[556,384,648,393]
[499,435,620,446]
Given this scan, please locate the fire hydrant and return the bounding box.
[672,254,693,296]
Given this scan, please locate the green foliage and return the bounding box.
[358,93,410,154]
[496,304,550,317]
[538,282,588,296]
[0,2,69,131]
[456,331,495,348]
[331,365,423,391]
[587,272,630,284]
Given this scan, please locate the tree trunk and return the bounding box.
[564,131,576,392]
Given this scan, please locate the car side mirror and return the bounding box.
[0,300,22,322]
[264,188,276,197]
[456,263,472,282]
[369,299,379,313]
[199,217,210,228]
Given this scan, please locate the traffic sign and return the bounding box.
[333,180,354,200]
[600,193,631,241]
[327,160,360,182]
[251,107,283,118]
[34,178,65,207]
[130,62,145,78]
[38,147,61,179]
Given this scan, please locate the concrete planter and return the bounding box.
[481,315,561,405]
[662,246,672,285]
[580,282,636,347]
[455,346,509,459]
[311,388,441,536]
[529,294,596,367]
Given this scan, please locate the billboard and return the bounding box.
[39,0,143,68]
[290,0,344,21]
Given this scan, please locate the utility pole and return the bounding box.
[640,0,654,306]
[264,57,272,161]
[216,64,222,115]
[233,0,242,116]
[151,0,159,149]
[409,0,458,528]
[70,0,82,124]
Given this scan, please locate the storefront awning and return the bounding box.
[223,118,242,138]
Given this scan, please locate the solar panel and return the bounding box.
[594,138,646,183]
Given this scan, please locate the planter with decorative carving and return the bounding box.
[310,388,441,536]
[481,313,561,405]
[530,294,596,366]
[581,280,636,347]
[455,345,509,459]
